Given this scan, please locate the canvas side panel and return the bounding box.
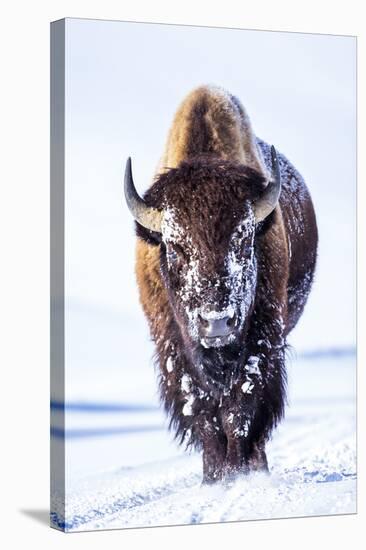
[50,19,66,532]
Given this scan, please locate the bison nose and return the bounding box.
[198,312,237,338]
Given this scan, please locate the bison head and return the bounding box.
[124,150,281,359]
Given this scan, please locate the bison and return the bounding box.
[123,85,318,483]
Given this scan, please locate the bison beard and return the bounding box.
[124,86,318,483]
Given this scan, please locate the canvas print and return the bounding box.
[50,18,357,531]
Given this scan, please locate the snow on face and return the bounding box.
[223,209,257,335]
[161,205,257,345]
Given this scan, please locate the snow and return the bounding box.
[224,211,257,333]
[166,356,174,373]
[51,345,356,532]
[182,394,195,416]
[245,356,262,377]
[181,374,191,393]
[202,306,236,321]
[241,380,254,394]
[162,207,187,246]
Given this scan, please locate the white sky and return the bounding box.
[64,18,356,352]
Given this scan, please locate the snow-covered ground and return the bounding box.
[51,337,356,531]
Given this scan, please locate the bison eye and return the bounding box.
[168,248,178,263]
[243,242,252,258]
[166,242,189,265]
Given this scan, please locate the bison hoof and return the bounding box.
[201,472,223,485]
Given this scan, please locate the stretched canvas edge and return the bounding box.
[50,18,66,532]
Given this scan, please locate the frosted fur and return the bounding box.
[241,380,254,394]
[202,307,235,320]
[224,211,257,334]
[181,374,191,393]
[162,206,258,344]
[245,356,261,377]
[166,357,174,373]
[182,395,195,416]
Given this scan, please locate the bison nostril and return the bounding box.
[198,314,209,328]
[226,314,236,328]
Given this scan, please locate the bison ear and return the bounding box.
[135,221,162,246]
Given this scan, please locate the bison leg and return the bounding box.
[199,425,227,484]
[221,411,249,479]
[202,435,227,484]
[222,411,268,478]
[225,436,247,479]
[247,439,269,473]
[224,436,268,478]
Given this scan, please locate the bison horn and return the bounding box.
[124,157,163,233]
[253,146,282,223]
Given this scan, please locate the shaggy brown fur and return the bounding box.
[133,85,318,483]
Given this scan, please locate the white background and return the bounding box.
[0,1,364,549]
